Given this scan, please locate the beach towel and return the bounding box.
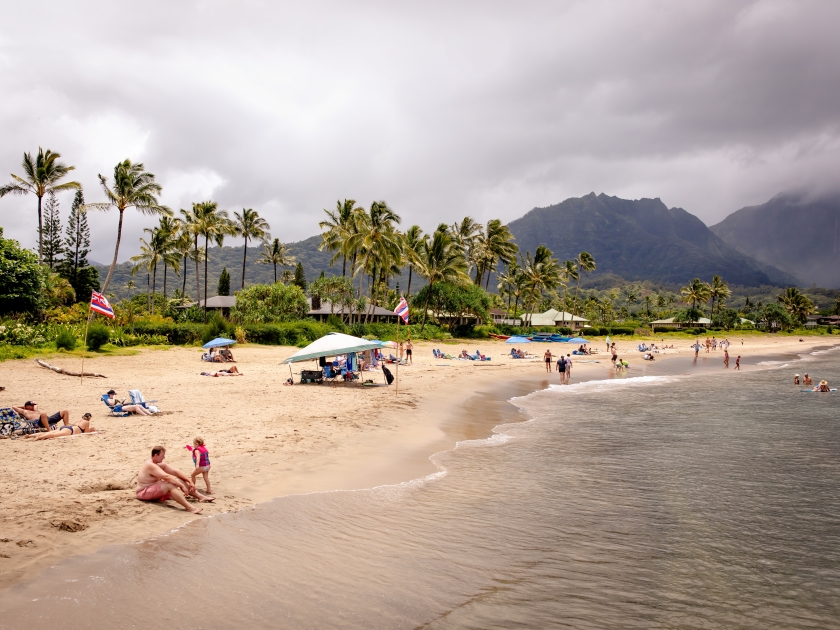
[129,390,159,413]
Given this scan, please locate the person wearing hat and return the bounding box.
[11,401,69,431]
[803,373,813,386]
[104,390,154,416]
[794,374,800,385]
[814,380,831,392]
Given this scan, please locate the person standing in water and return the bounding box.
[605,335,611,352]
[556,354,566,384]
[735,356,741,370]
[544,349,553,373]
[565,354,572,384]
[724,349,729,368]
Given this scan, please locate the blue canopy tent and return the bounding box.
[203,337,237,349]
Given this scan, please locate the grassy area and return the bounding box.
[0,343,168,363]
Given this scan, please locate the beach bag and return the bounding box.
[381,365,394,385]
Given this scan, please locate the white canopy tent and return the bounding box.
[280,332,385,364]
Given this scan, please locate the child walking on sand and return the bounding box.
[186,437,212,494]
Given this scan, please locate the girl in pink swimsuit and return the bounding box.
[186,437,212,494]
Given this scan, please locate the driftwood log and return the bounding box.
[35,359,107,378]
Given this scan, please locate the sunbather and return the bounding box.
[12,401,70,431]
[201,366,243,377]
[23,413,96,439]
[104,390,154,416]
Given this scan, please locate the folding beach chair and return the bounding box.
[101,394,131,417]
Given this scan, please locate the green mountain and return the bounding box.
[506,193,795,287]
[94,235,420,302]
[710,192,840,289]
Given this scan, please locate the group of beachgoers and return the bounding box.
[201,345,236,363]
[542,350,574,383]
[794,373,832,391]
[10,401,96,439]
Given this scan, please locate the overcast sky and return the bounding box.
[2,0,839,263]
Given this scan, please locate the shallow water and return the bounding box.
[2,349,839,629]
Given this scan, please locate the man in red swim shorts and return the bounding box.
[136,445,214,513]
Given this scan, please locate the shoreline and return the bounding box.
[0,336,834,591]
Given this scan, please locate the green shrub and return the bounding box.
[86,324,110,351]
[202,315,233,344]
[55,327,77,350]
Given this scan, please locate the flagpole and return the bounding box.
[395,312,400,396]
[81,311,91,386]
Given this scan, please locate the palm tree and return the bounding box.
[0,148,82,264]
[572,252,596,316]
[84,160,168,294]
[414,224,470,331]
[402,225,425,298]
[520,245,560,326]
[130,238,159,313]
[450,217,482,278]
[680,278,711,320]
[496,262,520,314]
[777,287,815,325]
[474,220,518,290]
[346,201,402,313]
[318,199,360,276]
[707,274,731,319]
[192,201,235,321]
[155,217,182,303]
[558,260,578,322]
[258,238,295,283]
[233,208,270,289]
[281,268,294,285]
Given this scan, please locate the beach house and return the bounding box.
[522,308,588,331]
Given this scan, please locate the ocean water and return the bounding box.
[2,349,839,629]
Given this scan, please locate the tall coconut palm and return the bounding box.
[318,199,360,276]
[474,219,518,290]
[0,148,82,264]
[706,274,731,319]
[258,238,295,283]
[558,260,578,320]
[346,201,402,305]
[130,238,159,313]
[449,217,481,279]
[777,287,815,325]
[414,224,470,331]
[84,160,168,294]
[233,208,270,289]
[155,216,182,303]
[496,261,521,314]
[173,227,201,301]
[402,225,425,298]
[519,245,560,326]
[192,201,235,321]
[680,278,711,320]
[571,251,596,316]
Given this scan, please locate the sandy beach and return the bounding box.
[0,334,833,590]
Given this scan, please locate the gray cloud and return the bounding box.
[1,0,839,263]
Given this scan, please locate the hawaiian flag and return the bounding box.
[394,296,409,323]
[90,291,115,319]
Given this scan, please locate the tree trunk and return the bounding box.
[342,256,346,277]
[513,294,520,326]
[182,254,188,297]
[406,266,413,298]
[146,271,151,313]
[37,194,44,265]
[151,261,157,314]
[73,211,81,281]
[241,238,248,289]
[273,262,277,283]
[194,236,201,304]
[420,281,433,332]
[163,262,168,303]
[203,236,209,322]
[100,208,125,295]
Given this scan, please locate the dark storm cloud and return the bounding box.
[1,0,839,262]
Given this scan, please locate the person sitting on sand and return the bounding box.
[12,401,70,431]
[794,374,800,385]
[104,390,155,416]
[803,373,813,386]
[22,413,96,439]
[136,445,214,513]
[219,346,235,362]
[814,380,831,392]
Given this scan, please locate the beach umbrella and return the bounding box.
[506,336,532,343]
[371,340,398,348]
[203,337,237,349]
[566,337,588,343]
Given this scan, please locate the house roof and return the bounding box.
[525,309,588,326]
[651,316,712,325]
[306,298,397,317]
[553,311,588,323]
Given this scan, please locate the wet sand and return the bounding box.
[0,335,832,590]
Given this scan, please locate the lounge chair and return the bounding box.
[101,394,131,417]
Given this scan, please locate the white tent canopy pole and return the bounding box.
[280,332,386,364]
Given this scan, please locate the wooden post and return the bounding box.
[80,313,91,385]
